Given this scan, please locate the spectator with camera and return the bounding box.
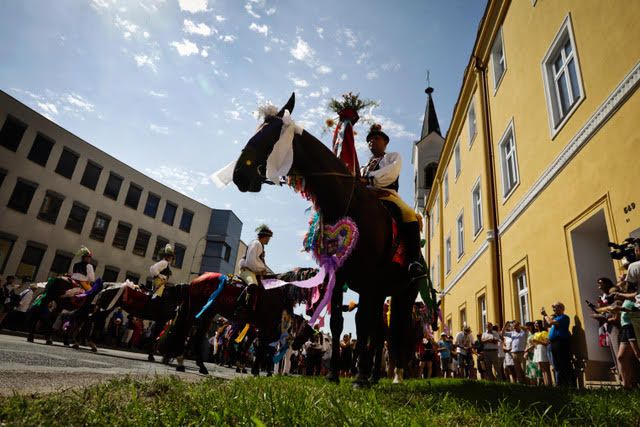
[481,322,503,381]
[502,320,527,383]
[542,302,573,387]
[454,326,473,378]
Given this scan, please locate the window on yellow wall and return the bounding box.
[499,122,520,200]
[446,317,452,336]
[542,15,584,134]
[454,140,461,179]
[478,295,487,331]
[457,211,464,259]
[445,236,451,274]
[460,308,467,329]
[468,100,477,146]
[472,179,483,236]
[515,269,531,324]
[443,170,449,205]
[491,27,507,91]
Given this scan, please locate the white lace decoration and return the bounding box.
[265,109,303,184]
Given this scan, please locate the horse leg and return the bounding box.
[327,285,344,384]
[192,317,211,374]
[353,293,373,388]
[369,293,386,384]
[146,320,166,362]
[25,306,40,342]
[390,282,419,384]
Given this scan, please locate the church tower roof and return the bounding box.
[420,87,441,139]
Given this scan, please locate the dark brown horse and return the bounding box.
[166,269,313,374]
[26,277,104,346]
[232,93,419,386]
[88,282,190,359]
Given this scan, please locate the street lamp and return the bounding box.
[188,233,227,277]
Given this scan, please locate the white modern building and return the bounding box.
[0,90,242,285]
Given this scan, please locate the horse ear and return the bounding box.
[277,92,295,117]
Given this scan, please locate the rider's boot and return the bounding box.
[403,221,427,282]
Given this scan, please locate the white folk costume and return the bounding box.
[150,244,174,297]
[239,225,273,310]
[70,246,95,291]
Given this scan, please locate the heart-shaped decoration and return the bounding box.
[321,217,359,268]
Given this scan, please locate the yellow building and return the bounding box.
[422,0,640,380]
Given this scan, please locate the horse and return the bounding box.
[87,281,190,360]
[166,268,316,375]
[25,276,104,346]
[232,93,420,386]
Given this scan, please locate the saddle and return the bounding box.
[123,285,151,313]
[386,207,407,268]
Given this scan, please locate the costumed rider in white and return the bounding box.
[71,246,96,291]
[360,123,427,283]
[149,244,175,298]
[239,224,273,314]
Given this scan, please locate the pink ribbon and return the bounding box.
[262,267,326,290]
[308,255,338,326]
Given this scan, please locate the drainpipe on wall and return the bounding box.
[474,55,504,326]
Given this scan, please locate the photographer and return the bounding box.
[542,303,573,387]
[502,320,527,383]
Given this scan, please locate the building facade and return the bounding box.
[421,0,640,380]
[0,90,242,285]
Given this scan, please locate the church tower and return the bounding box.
[413,86,445,212]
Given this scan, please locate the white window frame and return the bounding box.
[498,119,520,202]
[541,14,585,138]
[471,177,483,238]
[467,98,477,147]
[445,235,451,275]
[454,139,461,179]
[456,210,464,260]
[429,208,435,237]
[443,170,449,206]
[436,254,440,289]
[515,270,531,324]
[460,308,467,329]
[491,27,507,93]
[478,295,487,332]
[434,196,439,225]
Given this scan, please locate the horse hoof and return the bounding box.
[326,373,340,384]
[242,369,248,374]
[72,343,80,350]
[162,357,171,365]
[90,346,98,353]
[266,372,273,377]
[352,380,370,389]
[369,377,380,385]
[45,340,53,345]
[176,365,186,373]
[27,336,34,343]
[236,367,241,373]
[199,367,209,375]
[148,355,156,362]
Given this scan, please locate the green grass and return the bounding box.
[1,376,639,426]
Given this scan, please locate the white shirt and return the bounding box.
[504,330,527,352]
[71,263,95,282]
[150,259,170,277]
[626,260,640,285]
[481,331,500,350]
[361,152,402,190]
[240,239,267,274]
[16,288,34,312]
[454,331,472,355]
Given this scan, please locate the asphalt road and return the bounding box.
[0,333,241,395]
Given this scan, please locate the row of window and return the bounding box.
[0,116,194,232]
[434,16,584,222]
[0,235,186,285]
[446,269,529,334]
[2,177,188,267]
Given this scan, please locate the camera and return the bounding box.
[585,300,598,313]
[608,238,638,262]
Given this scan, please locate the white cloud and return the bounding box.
[90,0,115,11]
[342,28,357,48]
[144,165,210,201]
[289,77,309,87]
[37,102,58,117]
[290,37,314,63]
[65,94,94,112]
[139,0,166,13]
[178,0,208,13]
[183,19,215,36]
[200,49,208,57]
[249,22,269,36]
[366,70,379,80]
[148,90,167,98]
[321,86,329,95]
[143,31,150,39]
[356,52,369,65]
[170,39,199,56]
[265,7,276,15]
[340,73,348,80]
[133,54,158,72]
[317,65,331,74]
[309,91,320,98]
[225,110,242,120]
[220,35,236,43]
[115,15,138,38]
[362,112,418,140]
[215,15,226,22]
[381,62,401,72]
[149,123,169,134]
[264,45,272,52]
[244,56,254,63]
[316,26,324,39]
[245,3,260,18]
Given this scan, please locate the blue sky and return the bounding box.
[0,0,486,334]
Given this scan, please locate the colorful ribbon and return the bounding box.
[196,275,228,319]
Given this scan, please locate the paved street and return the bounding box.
[0,333,241,395]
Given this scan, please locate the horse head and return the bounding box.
[233,92,295,192]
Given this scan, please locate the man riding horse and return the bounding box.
[360,123,426,285]
[239,224,273,316]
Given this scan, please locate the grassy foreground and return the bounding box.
[1,375,640,426]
